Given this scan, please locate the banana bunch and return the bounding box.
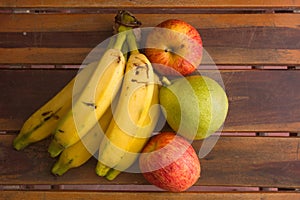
[13,11,161,179]
[95,28,161,180]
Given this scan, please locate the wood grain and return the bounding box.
[0,0,299,9]
[0,1,299,198]
[1,27,299,50]
[0,69,76,130]
[0,191,299,200]
[1,13,299,65]
[0,135,299,188]
[1,48,299,65]
[1,13,299,32]
[1,69,300,132]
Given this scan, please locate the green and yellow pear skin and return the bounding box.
[159,75,228,140]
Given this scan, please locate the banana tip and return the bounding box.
[13,138,27,151]
[95,163,111,177]
[105,169,121,181]
[48,140,64,157]
[51,163,69,176]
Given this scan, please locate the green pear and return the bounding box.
[159,75,228,140]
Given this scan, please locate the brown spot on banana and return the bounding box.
[82,101,97,109]
[133,64,150,78]
[43,116,52,122]
[117,55,121,63]
[41,111,52,116]
[131,79,149,85]
[42,107,62,122]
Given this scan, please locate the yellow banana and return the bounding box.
[13,61,98,150]
[51,105,113,176]
[105,78,160,180]
[47,11,142,158]
[48,38,126,158]
[96,29,159,179]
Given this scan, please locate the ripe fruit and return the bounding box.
[139,132,201,192]
[159,75,228,140]
[145,19,203,76]
[95,28,159,180]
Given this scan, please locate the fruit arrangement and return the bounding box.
[13,10,228,192]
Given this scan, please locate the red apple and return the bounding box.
[139,132,201,192]
[144,19,203,76]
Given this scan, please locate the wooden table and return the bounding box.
[0,1,299,199]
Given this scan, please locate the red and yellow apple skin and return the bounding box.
[145,19,203,76]
[139,132,201,192]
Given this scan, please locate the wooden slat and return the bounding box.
[1,48,299,65]
[0,135,299,188]
[1,13,299,65]
[0,0,300,9]
[1,69,300,132]
[0,69,76,131]
[1,13,299,32]
[221,70,300,132]
[0,48,95,65]
[0,191,299,200]
[2,16,300,50]
[1,29,299,51]
[203,48,300,66]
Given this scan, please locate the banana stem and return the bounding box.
[112,30,127,50]
[126,29,139,54]
[112,10,141,52]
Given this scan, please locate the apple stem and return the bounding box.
[161,76,172,86]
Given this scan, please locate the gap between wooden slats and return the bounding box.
[0,184,299,192]
[0,0,300,10]
[0,65,290,69]
[0,190,299,200]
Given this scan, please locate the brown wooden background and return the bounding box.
[0,1,300,199]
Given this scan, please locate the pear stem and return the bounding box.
[161,76,172,86]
